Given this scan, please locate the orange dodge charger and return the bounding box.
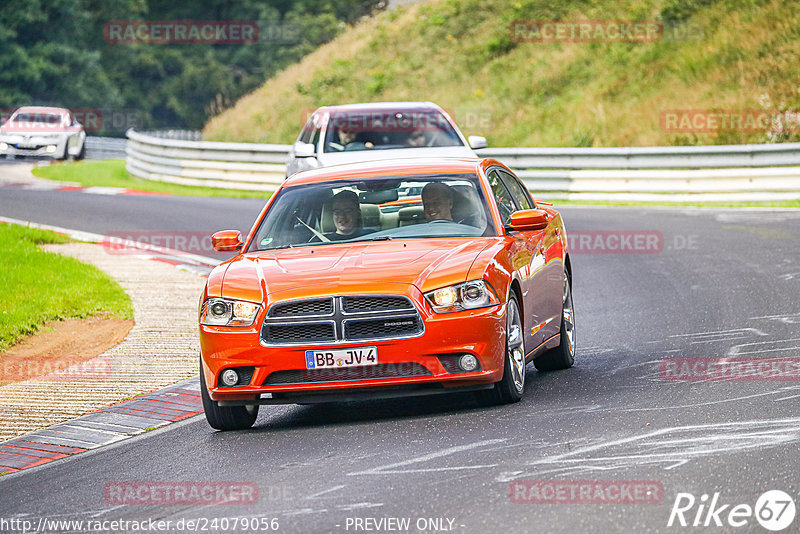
[199,158,575,430]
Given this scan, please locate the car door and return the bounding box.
[491,168,562,353]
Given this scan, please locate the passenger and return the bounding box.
[325,190,369,240]
[421,182,454,222]
[406,129,427,147]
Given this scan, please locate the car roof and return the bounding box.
[12,106,70,116]
[314,102,444,114]
[284,157,493,187]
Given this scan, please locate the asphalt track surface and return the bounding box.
[2,179,800,533]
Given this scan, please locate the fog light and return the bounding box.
[220,369,239,387]
[458,354,479,372]
[45,145,57,153]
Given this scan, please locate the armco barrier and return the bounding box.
[126,129,800,198]
[126,129,290,191]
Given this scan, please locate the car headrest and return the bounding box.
[398,206,425,226]
[361,204,380,227]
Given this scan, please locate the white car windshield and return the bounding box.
[11,113,64,126]
[323,111,463,153]
[249,174,496,251]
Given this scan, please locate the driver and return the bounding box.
[331,128,372,151]
[421,182,454,222]
[325,190,369,240]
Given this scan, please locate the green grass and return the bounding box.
[204,0,800,149]
[0,224,134,352]
[32,160,272,199]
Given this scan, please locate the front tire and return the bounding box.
[476,293,526,405]
[534,275,575,372]
[200,358,259,430]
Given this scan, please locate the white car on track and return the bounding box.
[285,102,486,177]
[0,106,86,160]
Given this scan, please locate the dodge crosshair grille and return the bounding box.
[261,295,423,345]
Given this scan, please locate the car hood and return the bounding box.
[316,146,476,167]
[218,238,491,304]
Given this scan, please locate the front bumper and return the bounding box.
[0,135,71,159]
[200,299,507,404]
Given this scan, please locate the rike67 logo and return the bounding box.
[668,490,796,531]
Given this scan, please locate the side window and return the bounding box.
[499,170,533,210]
[298,121,313,143]
[487,170,517,225]
[298,113,321,145]
[310,124,321,148]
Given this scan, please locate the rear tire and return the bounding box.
[476,293,526,405]
[534,276,575,372]
[200,358,259,430]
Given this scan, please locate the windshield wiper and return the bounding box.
[369,236,392,241]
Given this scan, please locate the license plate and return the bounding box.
[305,347,378,369]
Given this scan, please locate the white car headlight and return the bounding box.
[200,298,261,326]
[425,279,499,313]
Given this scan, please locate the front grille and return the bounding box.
[263,363,431,385]
[342,296,413,313]
[261,295,423,345]
[269,298,332,317]
[345,316,421,340]
[263,322,335,343]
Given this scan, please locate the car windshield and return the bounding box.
[11,113,63,126]
[322,111,463,153]
[249,174,496,251]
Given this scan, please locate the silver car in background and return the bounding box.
[285,102,486,177]
[0,106,86,160]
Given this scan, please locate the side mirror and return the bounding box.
[507,209,549,231]
[211,230,243,252]
[468,136,487,150]
[293,141,316,158]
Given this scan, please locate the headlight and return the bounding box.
[0,142,7,150]
[200,298,261,326]
[424,279,499,313]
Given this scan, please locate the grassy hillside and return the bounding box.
[203,0,800,148]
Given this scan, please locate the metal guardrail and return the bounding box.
[125,129,800,198]
[126,129,289,191]
[86,136,127,160]
[478,143,800,169]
